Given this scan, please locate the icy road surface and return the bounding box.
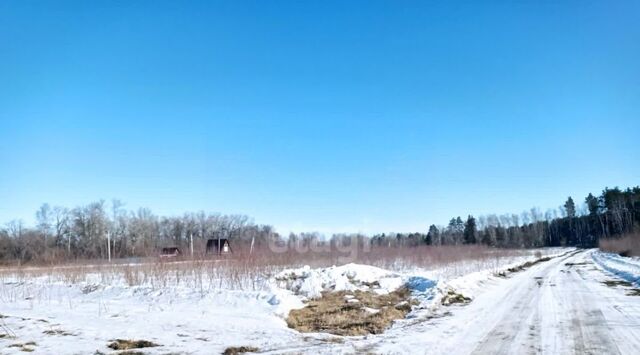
[296,249,640,355]
[466,249,640,355]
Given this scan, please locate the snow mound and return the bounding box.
[592,250,640,285]
[274,263,405,299]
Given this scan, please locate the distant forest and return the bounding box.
[393,186,640,249]
[1,185,639,263]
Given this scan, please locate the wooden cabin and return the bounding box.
[206,238,232,255]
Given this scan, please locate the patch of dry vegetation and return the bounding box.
[43,329,74,336]
[627,289,640,296]
[440,289,471,305]
[7,341,36,352]
[223,346,260,354]
[565,262,588,266]
[107,339,159,350]
[509,257,551,272]
[600,233,640,257]
[602,279,633,287]
[495,255,554,278]
[286,287,417,336]
[600,278,640,296]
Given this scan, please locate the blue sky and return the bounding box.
[1,1,638,234]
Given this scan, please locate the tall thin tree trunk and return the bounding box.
[190,233,194,258]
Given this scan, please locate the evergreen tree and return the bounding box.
[585,193,599,215]
[602,187,624,211]
[480,229,492,246]
[463,215,477,244]
[564,197,576,218]
[495,226,506,246]
[449,216,464,233]
[426,225,439,245]
[448,218,457,231]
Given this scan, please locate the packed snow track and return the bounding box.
[467,250,640,355]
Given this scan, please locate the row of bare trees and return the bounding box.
[0,200,277,263]
[1,186,638,264]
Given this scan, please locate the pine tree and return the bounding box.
[480,229,492,246]
[564,197,576,218]
[585,193,599,215]
[427,225,439,245]
[463,215,477,244]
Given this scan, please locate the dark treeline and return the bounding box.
[1,186,639,263]
[371,186,640,249]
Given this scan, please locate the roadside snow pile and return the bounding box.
[592,250,640,285]
[274,263,406,299]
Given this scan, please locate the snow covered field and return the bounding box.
[2,247,620,355]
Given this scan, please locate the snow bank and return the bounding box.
[592,250,640,285]
[271,252,567,314]
[273,263,406,299]
[270,263,441,327]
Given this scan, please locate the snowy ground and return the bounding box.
[4,247,637,354]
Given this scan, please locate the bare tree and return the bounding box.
[52,206,70,254]
[36,203,52,249]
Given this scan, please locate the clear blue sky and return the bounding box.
[1,1,638,234]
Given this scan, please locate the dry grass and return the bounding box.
[510,257,551,271]
[0,245,553,301]
[602,279,633,288]
[223,346,260,354]
[107,339,159,350]
[440,289,471,305]
[599,233,640,257]
[43,329,74,336]
[495,255,553,277]
[286,287,417,336]
[7,341,36,352]
[600,279,640,296]
[565,262,588,267]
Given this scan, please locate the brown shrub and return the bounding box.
[599,233,640,257]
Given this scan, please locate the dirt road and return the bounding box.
[467,250,640,355]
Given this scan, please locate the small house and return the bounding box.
[206,238,232,255]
